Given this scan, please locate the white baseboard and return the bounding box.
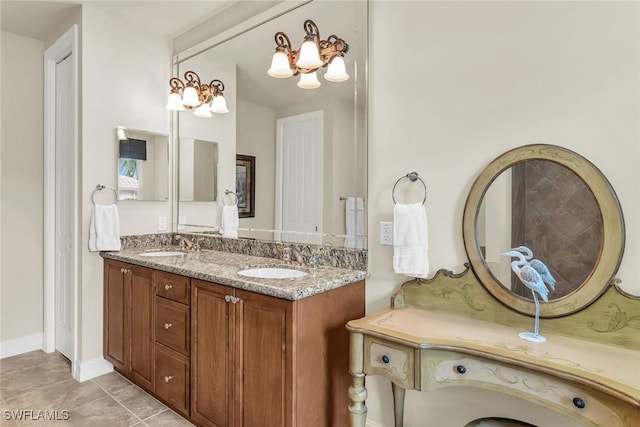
[0,333,44,359]
[74,357,113,382]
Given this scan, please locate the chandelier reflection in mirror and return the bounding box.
[165,71,228,118]
[267,19,349,89]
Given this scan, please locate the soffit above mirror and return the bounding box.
[463,144,625,318]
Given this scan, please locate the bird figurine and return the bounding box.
[501,249,548,342]
[513,246,556,292]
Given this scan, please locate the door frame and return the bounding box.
[43,25,79,375]
[274,110,323,243]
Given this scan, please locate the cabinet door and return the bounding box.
[104,260,127,372]
[191,280,235,427]
[235,289,293,427]
[128,265,155,391]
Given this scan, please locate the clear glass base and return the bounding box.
[519,331,546,343]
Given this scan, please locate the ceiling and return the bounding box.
[0,1,241,42]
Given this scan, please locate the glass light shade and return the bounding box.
[182,86,200,107]
[324,56,349,82]
[268,51,293,78]
[296,39,323,69]
[297,71,321,89]
[210,95,229,113]
[194,103,213,118]
[166,92,185,111]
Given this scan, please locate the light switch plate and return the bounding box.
[158,216,167,231]
[380,221,393,245]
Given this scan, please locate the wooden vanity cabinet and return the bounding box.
[191,278,365,427]
[103,260,155,392]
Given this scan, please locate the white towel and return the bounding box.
[89,204,121,251]
[393,202,429,278]
[220,205,239,239]
[345,197,366,249]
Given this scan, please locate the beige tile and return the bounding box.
[50,396,141,427]
[0,351,67,375]
[0,360,72,401]
[142,409,195,427]
[91,371,133,395]
[112,386,166,420]
[4,378,106,412]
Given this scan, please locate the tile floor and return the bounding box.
[0,351,194,426]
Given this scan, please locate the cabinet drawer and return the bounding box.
[155,297,190,355]
[364,336,415,389]
[423,350,630,426]
[155,343,189,418]
[155,271,190,304]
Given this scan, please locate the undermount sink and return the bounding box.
[140,251,186,257]
[237,267,308,279]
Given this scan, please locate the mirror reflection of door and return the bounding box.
[275,111,323,244]
[481,160,603,300]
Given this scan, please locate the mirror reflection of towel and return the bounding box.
[393,202,428,278]
[89,204,121,251]
[345,197,365,249]
[220,205,239,239]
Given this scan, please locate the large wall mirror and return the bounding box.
[463,144,625,317]
[116,127,169,201]
[174,0,367,248]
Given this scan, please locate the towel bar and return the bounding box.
[392,172,427,205]
[91,184,118,205]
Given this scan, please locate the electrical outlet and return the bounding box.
[158,216,167,231]
[380,221,393,245]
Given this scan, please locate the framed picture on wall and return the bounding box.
[235,154,255,218]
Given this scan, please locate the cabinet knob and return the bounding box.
[456,364,467,374]
[572,397,586,409]
[120,268,125,274]
[381,355,390,364]
[164,284,173,291]
[164,375,173,383]
[225,295,232,302]
[164,323,172,330]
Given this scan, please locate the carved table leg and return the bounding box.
[348,332,367,427]
[391,382,406,427]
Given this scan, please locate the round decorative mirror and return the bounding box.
[463,144,625,317]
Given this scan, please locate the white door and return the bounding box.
[275,111,323,244]
[54,53,74,360]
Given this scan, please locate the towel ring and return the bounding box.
[91,184,118,206]
[223,190,238,207]
[392,172,427,205]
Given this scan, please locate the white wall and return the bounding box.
[0,31,45,342]
[367,1,639,426]
[79,3,173,363]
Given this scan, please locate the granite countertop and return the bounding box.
[100,247,367,301]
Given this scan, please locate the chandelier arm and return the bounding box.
[303,19,320,41]
[209,79,225,95]
[169,77,185,92]
[184,71,201,88]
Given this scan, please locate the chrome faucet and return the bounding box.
[278,245,321,267]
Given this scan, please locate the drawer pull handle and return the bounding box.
[225,295,232,302]
[381,355,390,364]
[164,375,174,383]
[573,397,586,409]
[164,284,173,291]
[456,365,467,374]
[164,323,173,330]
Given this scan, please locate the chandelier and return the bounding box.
[165,71,228,118]
[267,19,349,89]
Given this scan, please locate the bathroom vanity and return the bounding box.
[347,145,639,426]
[102,246,366,427]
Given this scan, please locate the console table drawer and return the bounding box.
[422,350,631,426]
[364,337,414,389]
